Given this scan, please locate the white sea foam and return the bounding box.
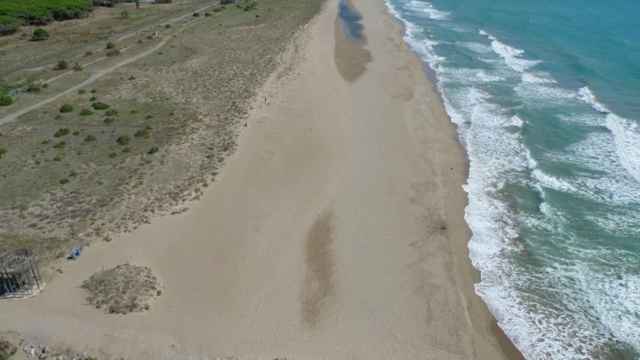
[458,41,493,54]
[521,72,556,84]
[532,169,578,193]
[578,86,610,113]
[509,115,524,128]
[479,30,542,73]
[606,114,640,184]
[575,86,640,187]
[439,67,505,84]
[405,0,450,20]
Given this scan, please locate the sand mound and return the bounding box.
[81,264,161,314]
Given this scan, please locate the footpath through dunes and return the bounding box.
[1,0,521,359]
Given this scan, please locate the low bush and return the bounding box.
[147,146,158,155]
[53,141,66,148]
[31,27,49,41]
[108,152,117,158]
[92,102,109,110]
[79,108,93,116]
[0,15,20,36]
[84,134,96,142]
[78,89,86,94]
[103,117,115,124]
[59,103,73,113]
[116,135,130,146]
[59,178,69,184]
[54,128,70,137]
[54,60,69,70]
[105,41,115,49]
[105,109,118,116]
[27,82,43,92]
[0,147,7,159]
[134,127,151,138]
[0,94,13,106]
[0,338,17,359]
[73,62,83,71]
[106,48,120,57]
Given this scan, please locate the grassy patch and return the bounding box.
[81,264,161,314]
[0,0,92,34]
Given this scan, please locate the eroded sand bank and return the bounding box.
[1,0,521,358]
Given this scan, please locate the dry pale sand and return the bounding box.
[0,0,522,359]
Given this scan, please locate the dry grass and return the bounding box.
[81,264,160,314]
[0,0,325,274]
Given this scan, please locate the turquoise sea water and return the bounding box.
[384,0,640,359]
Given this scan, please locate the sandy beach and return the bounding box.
[1,0,522,358]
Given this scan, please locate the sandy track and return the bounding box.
[0,0,519,359]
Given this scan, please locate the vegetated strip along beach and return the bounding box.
[0,0,523,359]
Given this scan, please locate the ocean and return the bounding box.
[383,0,640,359]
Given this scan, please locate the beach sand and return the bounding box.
[0,0,522,358]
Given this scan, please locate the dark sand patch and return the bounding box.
[334,0,371,82]
[301,210,335,328]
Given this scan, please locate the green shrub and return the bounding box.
[89,96,96,101]
[116,135,130,146]
[147,146,159,154]
[59,178,69,184]
[92,102,109,110]
[53,141,66,148]
[84,134,96,142]
[0,338,17,359]
[72,130,80,136]
[106,41,115,49]
[106,48,120,57]
[31,27,49,41]
[54,128,70,137]
[79,108,93,116]
[54,60,69,70]
[0,94,13,106]
[103,117,115,124]
[120,10,128,19]
[72,62,82,71]
[0,147,6,159]
[134,126,152,138]
[53,154,63,161]
[108,152,117,158]
[78,89,86,94]
[91,89,97,93]
[0,15,20,36]
[59,104,73,113]
[41,139,50,144]
[105,109,118,116]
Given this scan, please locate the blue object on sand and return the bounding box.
[68,247,81,260]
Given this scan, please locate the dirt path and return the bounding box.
[0,2,217,126]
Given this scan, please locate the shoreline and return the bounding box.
[2,0,523,358]
[378,2,525,359]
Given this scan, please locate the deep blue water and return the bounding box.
[384,0,640,359]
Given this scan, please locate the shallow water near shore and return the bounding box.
[385,0,640,359]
